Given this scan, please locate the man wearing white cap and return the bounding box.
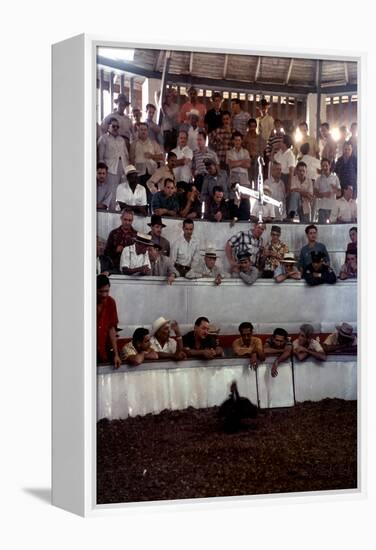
[323,323,357,354]
[150,318,186,360]
[120,232,153,276]
[185,247,227,284]
[115,165,147,216]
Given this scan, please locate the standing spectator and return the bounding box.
[293,324,327,362]
[265,118,285,160]
[192,130,219,191]
[96,162,111,210]
[183,317,223,359]
[101,93,132,150]
[200,159,232,201]
[171,130,193,184]
[231,252,259,285]
[97,275,121,369]
[186,247,226,285]
[250,186,276,223]
[120,232,153,276]
[148,242,179,284]
[115,165,147,216]
[186,110,200,151]
[180,86,206,128]
[225,222,265,274]
[303,251,337,286]
[161,90,179,151]
[227,131,251,187]
[129,122,164,190]
[261,225,288,278]
[170,218,201,277]
[335,142,357,196]
[231,98,250,136]
[121,328,158,366]
[210,111,233,170]
[204,92,224,136]
[205,186,229,222]
[232,322,264,369]
[131,106,142,141]
[264,328,293,377]
[336,125,349,159]
[104,208,137,272]
[294,121,318,158]
[256,99,274,141]
[98,117,130,211]
[273,252,302,283]
[147,214,170,257]
[298,224,330,272]
[298,143,321,182]
[339,250,357,280]
[314,158,341,223]
[145,103,162,145]
[264,161,286,219]
[323,323,357,353]
[319,123,337,166]
[151,178,180,217]
[274,135,296,191]
[243,118,266,184]
[348,122,358,158]
[150,318,186,360]
[287,161,314,222]
[146,151,177,194]
[330,185,357,223]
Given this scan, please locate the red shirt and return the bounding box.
[97,296,119,362]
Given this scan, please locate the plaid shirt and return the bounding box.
[229,230,264,266]
[211,127,233,167]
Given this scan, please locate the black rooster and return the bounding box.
[218,381,258,432]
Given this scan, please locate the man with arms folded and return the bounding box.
[313,158,341,224]
[293,324,327,362]
[120,232,153,276]
[150,317,186,360]
[170,218,201,277]
[183,316,224,359]
[274,252,302,283]
[264,328,293,378]
[121,328,159,366]
[115,164,147,216]
[232,322,265,370]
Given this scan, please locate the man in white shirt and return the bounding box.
[226,131,251,187]
[250,186,276,222]
[330,185,357,223]
[149,318,186,360]
[172,130,193,184]
[97,118,130,211]
[264,161,286,219]
[294,121,318,158]
[299,143,321,182]
[115,165,147,216]
[129,122,164,188]
[314,158,341,223]
[287,161,313,222]
[120,232,153,275]
[170,218,201,277]
[187,110,200,151]
[256,99,274,141]
[101,93,132,150]
[274,135,296,191]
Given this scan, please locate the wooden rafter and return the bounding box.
[285,59,294,85]
[223,54,229,79]
[255,56,261,82]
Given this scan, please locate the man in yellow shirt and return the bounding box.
[232,322,265,369]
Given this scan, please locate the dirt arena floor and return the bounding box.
[97,398,357,504]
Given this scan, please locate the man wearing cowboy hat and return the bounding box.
[274,252,302,283]
[101,93,132,149]
[147,214,170,256]
[149,318,186,360]
[323,323,357,354]
[185,246,227,284]
[148,241,179,284]
[115,165,147,216]
[120,232,153,276]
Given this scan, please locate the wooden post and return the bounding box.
[157,50,171,126]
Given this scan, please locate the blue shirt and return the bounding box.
[298,242,330,270]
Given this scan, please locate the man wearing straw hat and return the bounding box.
[274,252,302,283]
[185,247,227,284]
[150,317,186,360]
[120,232,153,276]
[323,323,357,354]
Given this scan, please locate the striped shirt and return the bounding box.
[192,148,219,175]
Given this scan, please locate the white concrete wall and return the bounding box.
[97,356,357,420]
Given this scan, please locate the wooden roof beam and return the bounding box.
[255,57,261,82]
[285,58,294,85]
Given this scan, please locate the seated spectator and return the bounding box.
[120,232,153,276]
[274,252,302,283]
[261,225,289,278]
[116,165,148,216]
[323,323,357,353]
[298,143,321,182]
[121,327,158,366]
[319,123,337,168]
[129,122,164,189]
[145,103,163,145]
[182,316,223,359]
[170,218,200,277]
[274,134,296,190]
[177,182,202,219]
[210,111,233,171]
[339,250,357,280]
[96,162,111,210]
[263,328,293,377]
[346,226,357,254]
[97,236,113,276]
[186,109,200,151]
[150,318,186,360]
[205,186,230,222]
[231,252,259,285]
[151,178,180,217]
[148,241,179,284]
[287,161,313,222]
[147,214,170,256]
[192,130,219,191]
[303,251,337,286]
[171,130,193,184]
[293,324,326,362]
[264,161,286,220]
[104,209,137,272]
[314,158,341,224]
[227,131,251,188]
[250,186,276,223]
[335,142,357,196]
[232,322,264,369]
[225,222,265,274]
[298,224,330,272]
[97,275,121,369]
[146,152,177,194]
[185,247,226,285]
[330,185,357,223]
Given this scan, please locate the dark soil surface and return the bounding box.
[97,399,357,504]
